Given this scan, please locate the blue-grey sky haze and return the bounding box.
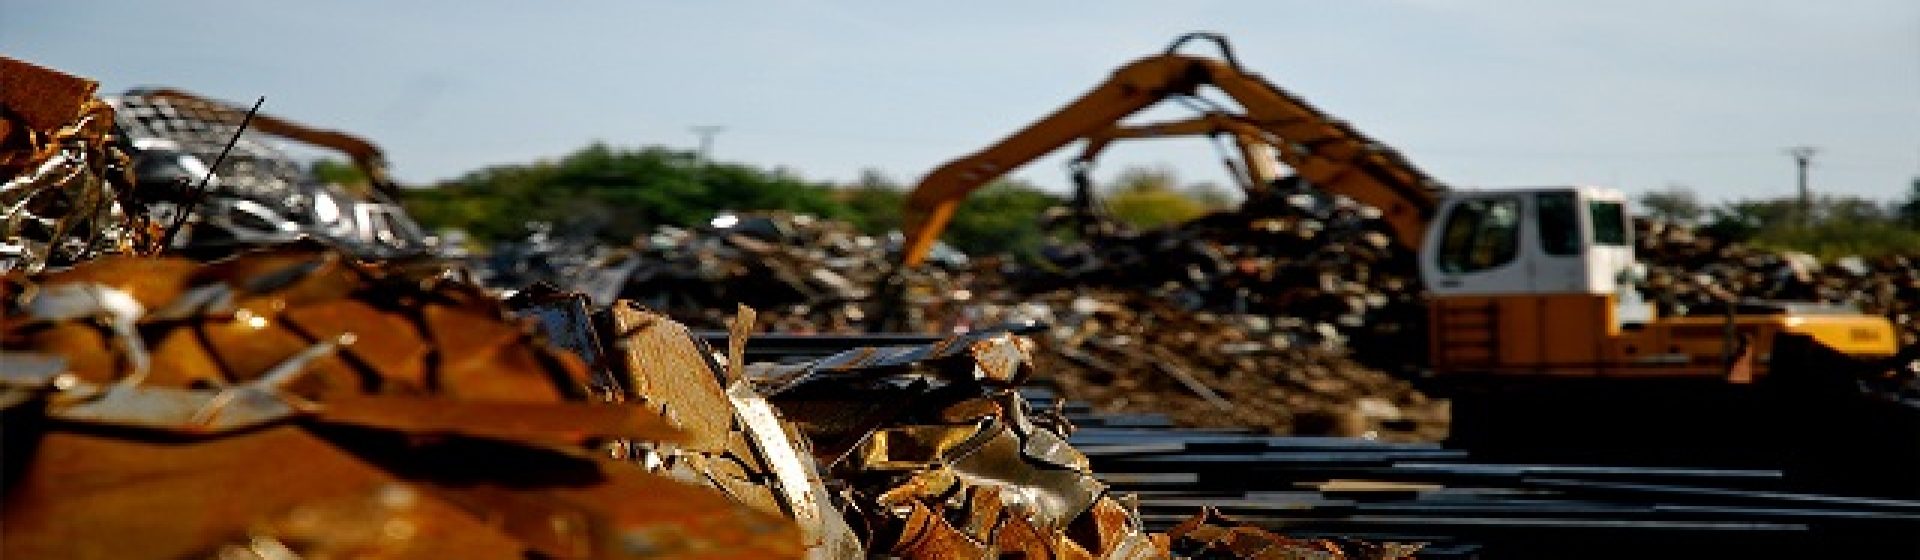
[5,1,1917,204]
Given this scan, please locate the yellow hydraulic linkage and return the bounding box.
[898,32,1444,266]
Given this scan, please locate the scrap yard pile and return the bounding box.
[561,188,1448,442]
[2,57,1435,559]
[1637,219,1920,348]
[1634,220,1920,400]
[561,190,1920,433]
[8,26,1920,554]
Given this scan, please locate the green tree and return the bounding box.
[1183,181,1236,210]
[1701,197,1795,241]
[836,169,907,234]
[943,179,1061,258]
[1637,185,1703,225]
[1816,195,1888,224]
[1102,166,1209,229]
[400,143,849,242]
[1897,177,1920,228]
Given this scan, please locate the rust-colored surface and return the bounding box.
[1,247,802,559]
[316,395,686,444]
[1168,508,1422,560]
[283,299,432,390]
[4,426,397,560]
[0,56,97,136]
[762,329,1166,559]
[608,302,737,453]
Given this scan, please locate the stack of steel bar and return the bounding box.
[1017,384,1920,558]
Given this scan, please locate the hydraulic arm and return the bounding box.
[899,33,1445,266]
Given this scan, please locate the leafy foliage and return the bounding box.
[1094,165,1232,231]
[1898,177,1920,228]
[835,169,907,235]
[400,145,1063,258]
[402,143,850,242]
[1750,221,1920,261]
[1700,192,1916,259]
[944,180,1063,258]
[1637,185,1704,225]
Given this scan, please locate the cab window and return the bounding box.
[1437,197,1521,273]
[1537,192,1581,256]
[1589,200,1628,246]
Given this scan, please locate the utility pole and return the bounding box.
[690,125,726,165]
[1786,146,1818,227]
[690,125,726,188]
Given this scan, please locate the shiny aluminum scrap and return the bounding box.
[0,245,802,559]
[106,90,431,260]
[0,57,151,273]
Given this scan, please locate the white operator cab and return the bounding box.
[1418,186,1648,322]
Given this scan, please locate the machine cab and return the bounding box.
[1419,186,1635,297]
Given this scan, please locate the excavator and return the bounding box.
[898,32,1900,386]
[894,33,1920,489]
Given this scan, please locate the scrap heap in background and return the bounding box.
[563,185,1450,442]
[1637,218,1920,352]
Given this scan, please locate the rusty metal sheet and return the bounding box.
[3,248,803,559]
[199,247,365,309]
[606,302,736,452]
[1167,507,1422,559]
[519,458,806,559]
[892,501,991,558]
[6,321,117,384]
[3,426,411,559]
[726,303,756,384]
[283,298,431,391]
[196,311,363,398]
[424,302,576,402]
[211,483,528,560]
[29,255,203,311]
[315,395,685,444]
[0,56,97,133]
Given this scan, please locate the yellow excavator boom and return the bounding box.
[899,33,1445,266]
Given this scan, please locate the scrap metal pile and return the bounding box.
[555,184,1447,442]
[576,212,941,332]
[1,57,1421,559]
[2,246,802,558]
[2,246,1421,558]
[0,58,157,272]
[1026,182,1427,360]
[1634,219,1920,400]
[1010,289,1447,442]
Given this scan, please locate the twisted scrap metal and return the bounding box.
[1,58,153,272]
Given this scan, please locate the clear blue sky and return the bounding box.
[6,1,1916,204]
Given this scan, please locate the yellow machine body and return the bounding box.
[1431,293,1898,381]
